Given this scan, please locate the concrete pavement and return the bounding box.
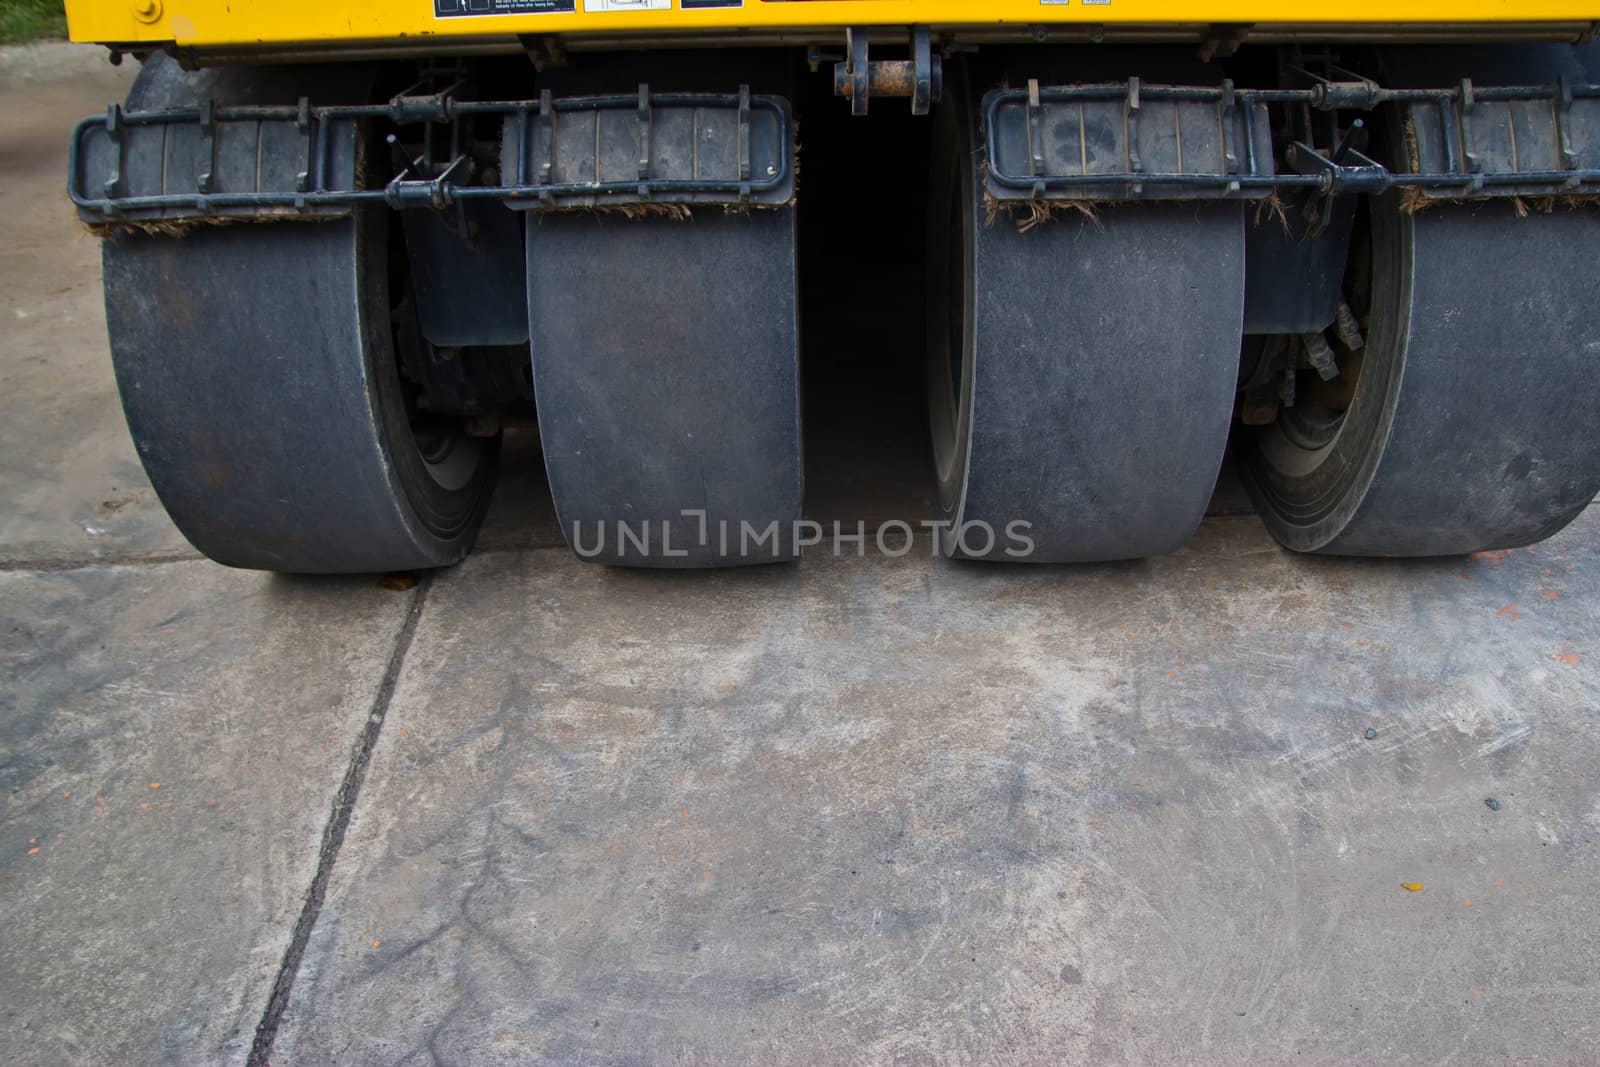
[2,41,1598,1066]
[271,527,1600,1064]
[0,44,184,566]
[2,564,414,1061]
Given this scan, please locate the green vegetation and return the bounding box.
[0,0,68,45]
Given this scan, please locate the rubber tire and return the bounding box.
[527,208,803,567]
[102,57,497,573]
[1244,202,1600,556]
[928,61,1245,562]
[1244,44,1600,557]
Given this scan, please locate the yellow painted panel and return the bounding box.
[66,0,1600,48]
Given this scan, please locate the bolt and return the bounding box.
[1303,331,1340,381]
[1485,797,1501,811]
[132,0,162,22]
[1364,727,1377,740]
[1334,300,1366,351]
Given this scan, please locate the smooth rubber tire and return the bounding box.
[102,57,497,574]
[1244,202,1600,556]
[1245,43,1600,557]
[526,208,803,567]
[105,212,498,573]
[928,63,1245,562]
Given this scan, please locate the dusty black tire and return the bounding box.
[102,57,497,573]
[526,208,803,568]
[1243,46,1600,557]
[927,60,1245,562]
[1245,202,1600,556]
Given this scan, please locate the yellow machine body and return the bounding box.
[64,0,1600,56]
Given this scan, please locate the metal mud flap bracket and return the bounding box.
[984,78,1278,203]
[982,74,1600,205]
[498,85,793,211]
[70,79,795,224]
[70,98,365,223]
[983,73,1600,336]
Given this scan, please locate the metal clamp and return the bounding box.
[1286,141,1389,196]
[102,103,124,202]
[196,101,216,197]
[636,82,652,198]
[293,96,314,197]
[1024,80,1045,199]
[386,78,464,124]
[833,26,943,116]
[1290,64,1384,112]
[385,153,470,211]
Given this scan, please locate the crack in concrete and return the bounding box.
[0,552,203,573]
[245,572,435,1067]
[0,544,576,574]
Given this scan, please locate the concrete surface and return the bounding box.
[2,40,1599,1067]
[1,564,414,1062]
[273,528,1600,1064]
[0,44,184,566]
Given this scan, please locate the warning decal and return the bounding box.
[436,0,746,15]
[435,0,575,17]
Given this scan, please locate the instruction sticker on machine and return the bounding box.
[434,0,575,17]
[436,0,743,14]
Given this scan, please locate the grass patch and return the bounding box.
[0,0,68,45]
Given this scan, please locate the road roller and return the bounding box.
[64,2,1600,570]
